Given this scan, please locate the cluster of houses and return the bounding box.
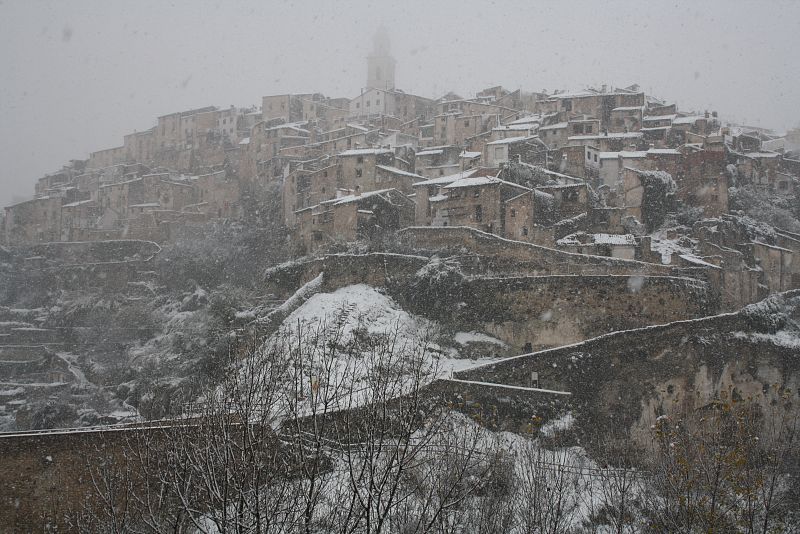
[3,29,800,295]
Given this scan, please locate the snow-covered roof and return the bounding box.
[346,123,369,132]
[460,150,482,159]
[238,137,250,145]
[592,233,637,245]
[265,121,309,134]
[486,135,534,145]
[329,188,395,205]
[568,132,643,140]
[492,125,535,132]
[429,194,448,202]
[598,151,648,159]
[507,115,542,125]
[375,165,424,179]
[612,106,644,112]
[539,122,569,131]
[338,148,393,156]
[643,114,677,122]
[744,152,781,159]
[548,91,595,99]
[415,149,444,156]
[129,202,160,208]
[672,115,703,125]
[445,176,498,189]
[62,199,95,208]
[679,254,720,269]
[647,148,681,155]
[413,168,480,187]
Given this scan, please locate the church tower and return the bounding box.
[366,27,396,91]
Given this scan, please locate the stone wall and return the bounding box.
[453,275,712,352]
[456,291,800,447]
[265,252,714,353]
[264,252,429,298]
[397,226,687,277]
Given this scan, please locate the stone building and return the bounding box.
[3,196,63,244]
[537,87,645,130]
[335,147,398,194]
[60,199,101,241]
[188,170,241,219]
[87,145,126,169]
[433,112,496,147]
[95,174,196,234]
[484,136,546,167]
[295,188,413,253]
[414,145,462,179]
[420,173,531,235]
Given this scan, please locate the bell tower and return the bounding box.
[366,26,396,90]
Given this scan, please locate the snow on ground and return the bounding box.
[649,228,697,264]
[454,331,508,347]
[278,283,419,340]
[540,411,576,437]
[248,285,509,417]
[731,330,800,349]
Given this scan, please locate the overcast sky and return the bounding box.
[1,0,799,208]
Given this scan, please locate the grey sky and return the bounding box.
[1,0,799,208]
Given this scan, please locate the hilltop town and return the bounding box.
[0,26,799,532]
[3,29,799,311]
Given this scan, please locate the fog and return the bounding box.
[1,0,798,208]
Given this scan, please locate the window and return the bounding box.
[510,208,516,217]
[522,226,529,236]
[475,204,483,222]
[357,156,364,163]
[356,169,363,178]
[376,99,380,105]
[367,100,371,107]
[594,154,598,162]
[356,102,360,109]
[473,189,480,198]
[464,120,470,127]
[587,152,591,160]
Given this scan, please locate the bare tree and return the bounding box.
[75,311,492,534]
[643,389,800,534]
